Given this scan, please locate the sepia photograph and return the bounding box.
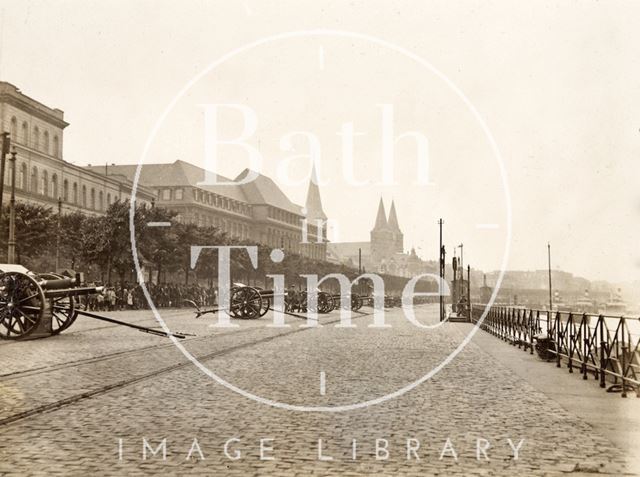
[0,1,638,475]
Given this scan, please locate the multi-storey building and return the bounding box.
[0,81,154,215]
[87,161,328,261]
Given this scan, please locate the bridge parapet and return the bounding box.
[470,304,640,398]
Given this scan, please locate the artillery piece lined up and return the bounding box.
[0,265,186,341]
[187,285,374,319]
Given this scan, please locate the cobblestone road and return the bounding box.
[0,304,636,476]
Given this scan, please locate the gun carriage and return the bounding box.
[0,265,185,340]
[189,285,372,318]
[186,284,284,319]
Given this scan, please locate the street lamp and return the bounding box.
[55,197,62,271]
[7,147,17,263]
[457,243,464,271]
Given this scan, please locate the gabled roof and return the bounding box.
[235,169,303,215]
[85,160,247,202]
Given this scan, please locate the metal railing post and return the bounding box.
[599,315,606,388]
[556,311,562,368]
[568,313,574,373]
[621,318,627,398]
[530,310,536,355]
[582,313,588,380]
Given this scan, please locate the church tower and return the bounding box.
[387,200,404,253]
[304,163,327,260]
[370,198,395,262]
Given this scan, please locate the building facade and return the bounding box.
[0,82,154,215]
[87,161,328,261]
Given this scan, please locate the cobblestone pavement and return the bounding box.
[0,304,636,476]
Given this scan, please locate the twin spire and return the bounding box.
[372,197,401,232]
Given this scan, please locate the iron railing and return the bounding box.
[470,305,639,397]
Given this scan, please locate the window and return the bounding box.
[33,127,40,150]
[82,185,87,207]
[51,174,58,199]
[63,179,69,202]
[73,183,78,204]
[162,189,171,200]
[21,122,28,145]
[31,167,38,194]
[90,188,96,209]
[19,164,26,189]
[175,188,183,200]
[10,117,17,140]
[107,193,111,206]
[43,131,50,155]
[99,191,103,210]
[53,136,59,158]
[41,170,48,196]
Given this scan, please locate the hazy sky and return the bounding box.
[0,0,638,283]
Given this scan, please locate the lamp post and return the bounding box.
[0,132,10,222]
[438,218,445,321]
[7,148,17,263]
[547,243,553,312]
[55,197,62,271]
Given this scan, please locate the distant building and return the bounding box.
[87,161,328,261]
[328,198,435,277]
[0,81,154,214]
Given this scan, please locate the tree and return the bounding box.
[0,203,55,267]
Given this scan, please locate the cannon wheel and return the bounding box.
[50,295,77,335]
[351,295,363,312]
[259,297,270,317]
[230,286,263,319]
[318,292,333,314]
[37,273,78,335]
[0,271,45,340]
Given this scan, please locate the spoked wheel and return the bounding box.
[0,271,45,340]
[230,287,263,319]
[259,298,270,317]
[351,295,363,312]
[50,295,77,335]
[37,273,78,335]
[317,292,332,314]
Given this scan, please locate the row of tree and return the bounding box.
[0,201,438,295]
[0,201,364,288]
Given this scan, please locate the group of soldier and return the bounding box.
[81,282,216,311]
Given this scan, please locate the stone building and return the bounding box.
[88,161,328,261]
[328,198,436,277]
[0,81,154,215]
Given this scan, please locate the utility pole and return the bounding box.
[467,265,471,321]
[458,243,464,271]
[0,132,10,221]
[7,148,17,263]
[55,197,62,271]
[358,247,362,295]
[547,243,553,314]
[438,218,445,321]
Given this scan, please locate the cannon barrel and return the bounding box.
[44,285,104,298]
[39,277,75,290]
